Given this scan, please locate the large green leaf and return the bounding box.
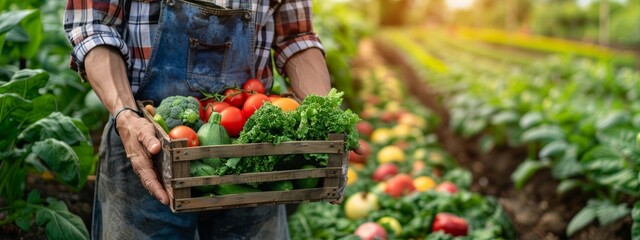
[70,141,94,191]
[18,112,87,146]
[519,111,544,129]
[580,145,624,172]
[596,127,637,155]
[632,201,640,240]
[580,144,640,194]
[0,10,36,54]
[0,93,32,150]
[6,26,29,42]
[594,201,630,226]
[539,140,569,159]
[0,34,5,54]
[23,94,57,125]
[0,92,32,123]
[520,125,565,143]
[556,179,582,196]
[35,198,89,240]
[490,110,519,125]
[461,118,487,137]
[551,146,582,179]
[596,111,632,131]
[0,69,49,100]
[12,10,42,59]
[511,159,550,190]
[567,205,596,236]
[30,138,80,187]
[0,10,35,35]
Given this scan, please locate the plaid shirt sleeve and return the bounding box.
[63,0,130,77]
[272,0,324,76]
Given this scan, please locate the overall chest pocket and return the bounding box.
[187,37,230,78]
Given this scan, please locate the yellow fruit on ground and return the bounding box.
[377,216,402,236]
[372,182,387,194]
[347,167,358,186]
[370,128,394,144]
[413,148,427,160]
[413,176,436,192]
[271,97,299,112]
[377,145,405,163]
[392,123,412,139]
[350,163,365,171]
[429,151,444,164]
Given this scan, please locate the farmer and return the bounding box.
[64,0,341,238]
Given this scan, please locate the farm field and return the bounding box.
[2,0,640,239]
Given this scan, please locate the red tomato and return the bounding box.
[242,78,266,99]
[211,101,230,112]
[242,93,270,118]
[168,126,199,147]
[203,102,230,123]
[432,213,468,236]
[223,88,245,108]
[194,97,206,122]
[220,106,246,138]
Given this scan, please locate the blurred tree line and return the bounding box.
[377,0,640,47]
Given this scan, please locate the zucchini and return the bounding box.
[197,112,231,168]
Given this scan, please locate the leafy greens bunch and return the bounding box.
[227,88,360,174]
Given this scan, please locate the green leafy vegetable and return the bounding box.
[228,88,360,175]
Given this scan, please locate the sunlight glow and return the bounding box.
[446,0,475,10]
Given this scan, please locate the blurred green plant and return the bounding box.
[313,0,373,112]
[0,1,102,238]
[0,69,91,240]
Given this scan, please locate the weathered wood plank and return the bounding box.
[172,140,345,161]
[173,167,342,188]
[174,188,338,212]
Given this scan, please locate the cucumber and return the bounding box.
[261,180,294,191]
[293,165,320,189]
[214,184,261,195]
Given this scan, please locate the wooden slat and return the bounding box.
[322,134,346,200]
[173,167,342,188]
[171,140,345,161]
[171,139,191,200]
[174,188,338,212]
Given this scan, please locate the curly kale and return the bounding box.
[224,89,360,174]
[234,103,297,144]
[295,88,360,150]
[155,96,204,131]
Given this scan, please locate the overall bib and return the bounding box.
[93,0,289,239]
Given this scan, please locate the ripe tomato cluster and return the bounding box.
[196,79,289,138]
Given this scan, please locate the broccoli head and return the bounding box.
[155,96,204,131]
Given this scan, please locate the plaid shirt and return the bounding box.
[64,0,323,93]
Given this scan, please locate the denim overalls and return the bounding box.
[94,0,289,239]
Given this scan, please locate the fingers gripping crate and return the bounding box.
[138,101,348,213]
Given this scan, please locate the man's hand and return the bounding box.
[116,109,169,205]
[85,47,169,205]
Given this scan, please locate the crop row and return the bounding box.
[381,28,640,237]
[288,66,516,239]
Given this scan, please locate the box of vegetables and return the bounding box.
[138,87,360,213]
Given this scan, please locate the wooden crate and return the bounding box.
[137,101,348,213]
